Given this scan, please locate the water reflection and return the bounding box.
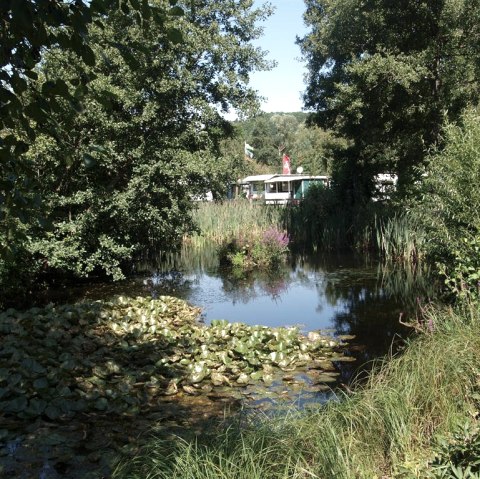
[37,244,434,364]
[136,246,435,364]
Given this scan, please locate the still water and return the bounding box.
[60,243,433,363]
[1,245,434,478]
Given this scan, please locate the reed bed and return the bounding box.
[114,302,480,479]
[186,200,285,247]
[375,213,426,263]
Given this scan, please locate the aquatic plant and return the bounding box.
[0,296,348,419]
[0,295,353,476]
[375,213,425,263]
[187,200,284,246]
[114,302,480,479]
[220,227,290,270]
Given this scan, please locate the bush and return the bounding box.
[412,107,480,298]
[425,421,480,479]
[219,227,289,270]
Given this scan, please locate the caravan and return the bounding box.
[264,174,329,205]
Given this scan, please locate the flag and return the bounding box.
[244,142,254,158]
[282,154,291,174]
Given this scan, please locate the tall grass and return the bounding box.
[187,200,284,246]
[375,214,426,263]
[189,199,425,264]
[114,302,480,479]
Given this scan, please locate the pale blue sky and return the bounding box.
[251,0,309,113]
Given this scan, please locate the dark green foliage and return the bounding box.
[0,1,274,301]
[0,0,173,249]
[299,0,480,202]
[285,182,384,251]
[411,107,480,299]
[285,183,341,249]
[427,422,480,478]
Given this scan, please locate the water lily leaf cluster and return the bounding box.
[0,296,352,423]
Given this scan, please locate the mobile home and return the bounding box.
[264,175,329,205]
[237,174,275,200]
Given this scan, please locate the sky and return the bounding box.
[250,0,309,113]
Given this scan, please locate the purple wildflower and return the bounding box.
[427,318,435,332]
[261,227,289,249]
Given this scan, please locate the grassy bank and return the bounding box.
[114,302,480,479]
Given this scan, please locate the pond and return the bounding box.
[47,243,434,386]
[142,245,433,376]
[1,245,434,478]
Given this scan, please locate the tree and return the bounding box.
[18,0,273,281]
[246,114,278,167]
[412,107,480,298]
[270,113,300,152]
[299,0,480,198]
[291,124,346,175]
[0,1,181,253]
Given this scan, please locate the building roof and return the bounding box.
[239,174,276,184]
[264,174,329,183]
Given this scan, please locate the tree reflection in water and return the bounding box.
[27,244,437,395]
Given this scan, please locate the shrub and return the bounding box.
[426,421,480,479]
[219,227,289,270]
[412,107,480,298]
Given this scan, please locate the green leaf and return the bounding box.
[43,433,68,446]
[94,397,108,410]
[167,28,183,45]
[140,0,152,19]
[53,79,70,97]
[5,396,28,413]
[83,153,97,169]
[33,377,49,390]
[44,405,62,420]
[169,6,184,17]
[129,0,141,10]
[24,103,49,123]
[115,44,141,69]
[26,398,47,416]
[11,74,28,95]
[21,357,46,375]
[81,45,96,67]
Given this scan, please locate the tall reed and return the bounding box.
[186,200,284,246]
[114,303,480,479]
[375,213,426,262]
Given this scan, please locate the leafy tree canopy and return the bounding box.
[299,0,480,194]
[1,0,182,237]
[228,111,344,175]
[0,0,274,295]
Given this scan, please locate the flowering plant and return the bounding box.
[219,227,290,269]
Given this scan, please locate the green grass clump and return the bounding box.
[114,302,480,479]
[375,213,426,263]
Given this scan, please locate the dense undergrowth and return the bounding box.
[187,200,284,247]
